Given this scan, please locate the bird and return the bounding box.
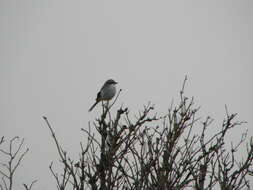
[89,79,118,112]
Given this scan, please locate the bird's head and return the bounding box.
[106,79,118,85]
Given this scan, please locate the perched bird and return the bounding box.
[89,79,118,112]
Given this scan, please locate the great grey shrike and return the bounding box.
[89,79,118,112]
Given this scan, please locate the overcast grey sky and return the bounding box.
[1,1,252,189]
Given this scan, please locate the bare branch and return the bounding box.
[23,180,37,190]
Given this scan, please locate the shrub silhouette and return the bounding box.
[1,78,252,190]
[43,79,253,190]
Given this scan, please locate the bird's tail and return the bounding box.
[89,101,99,112]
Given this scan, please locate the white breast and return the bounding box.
[100,84,116,100]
